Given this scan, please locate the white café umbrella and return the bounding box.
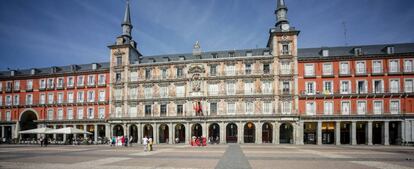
[19,127,53,134]
[45,127,92,135]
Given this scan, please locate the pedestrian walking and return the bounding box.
[125,136,128,147]
[142,136,148,152]
[40,137,43,147]
[129,137,133,146]
[111,136,116,147]
[148,137,153,151]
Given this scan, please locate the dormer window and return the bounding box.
[322,49,329,57]
[354,48,362,56]
[10,70,15,76]
[163,57,170,62]
[229,52,235,57]
[31,69,36,75]
[264,51,270,56]
[212,53,218,59]
[51,67,57,73]
[246,51,252,57]
[179,56,185,61]
[387,46,395,55]
[92,63,98,70]
[71,65,78,72]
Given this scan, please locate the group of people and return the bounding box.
[110,136,133,147]
[142,136,153,152]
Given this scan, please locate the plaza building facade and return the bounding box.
[0,63,110,143]
[1,0,414,145]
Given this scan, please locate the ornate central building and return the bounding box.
[1,0,414,146]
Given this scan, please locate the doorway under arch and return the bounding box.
[192,123,202,137]
[262,122,273,143]
[19,110,38,139]
[226,123,238,143]
[244,122,255,143]
[159,124,169,143]
[129,125,138,143]
[175,124,185,143]
[143,124,153,139]
[113,125,124,137]
[279,123,293,144]
[208,123,220,144]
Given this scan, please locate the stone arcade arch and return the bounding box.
[226,123,238,143]
[262,122,273,143]
[244,122,255,143]
[279,123,293,144]
[129,125,138,143]
[208,123,220,144]
[19,110,39,139]
[143,124,153,139]
[159,124,169,143]
[192,123,202,137]
[175,124,185,143]
[113,125,124,137]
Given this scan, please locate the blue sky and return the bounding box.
[0,0,414,70]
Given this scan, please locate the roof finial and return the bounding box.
[275,0,289,27]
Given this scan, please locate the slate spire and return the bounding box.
[122,0,133,37]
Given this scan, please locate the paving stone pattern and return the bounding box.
[0,144,413,169]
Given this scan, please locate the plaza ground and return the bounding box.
[0,144,413,169]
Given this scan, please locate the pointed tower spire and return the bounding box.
[275,0,289,27]
[122,0,133,37]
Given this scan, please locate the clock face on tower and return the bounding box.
[281,24,290,31]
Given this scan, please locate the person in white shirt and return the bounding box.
[142,136,148,152]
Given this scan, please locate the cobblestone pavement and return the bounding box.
[0,144,413,169]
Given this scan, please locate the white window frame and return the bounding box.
[67,92,74,103]
[245,101,254,115]
[372,60,383,74]
[357,100,367,115]
[87,107,94,119]
[304,63,315,77]
[404,59,414,73]
[98,74,106,85]
[47,109,54,120]
[47,93,53,104]
[355,61,366,74]
[57,108,63,120]
[305,81,316,95]
[306,101,316,115]
[356,80,368,94]
[77,91,84,103]
[39,93,45,105]
[99,90,105,102]
[324,101,333,115]
[263,102,272,114]
[209,84,219,96]
[67,108,73,120]
[77,76,84,87]
[226,65,235,76]
[77,108,84,119]
[389,79,400,93]
[98,107,105,119]
[13,95,19,106]
[227,82,235,95]
[87,90,95,102]
[390,100,400,114]
[322,63,333,76]
[26,94,33,105]
[340,61,350,75]
[341,101,351,115]
[281,101,291,115]
[405,78,414,93]
[373,100,383,115]
[389,59,400,73]
[6,111,11,121]
[227,102,236,115]
[26,80,33,90]
[372,79,384,93]
[323,81,333,94]
[244,82,254,95]
[67,76,74,87]
[87,75,95,86]
[176,86,185,97]
[57,92,63,104]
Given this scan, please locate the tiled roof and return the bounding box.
[1,43,413,78]
[0,62,109,79]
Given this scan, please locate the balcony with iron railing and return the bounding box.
[299,87,413,98]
